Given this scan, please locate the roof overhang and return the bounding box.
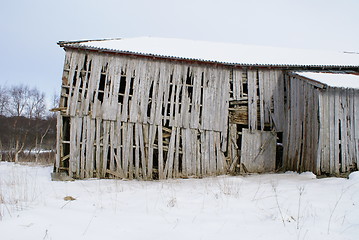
[58,37,359,71]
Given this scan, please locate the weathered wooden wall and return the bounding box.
[55,49,288,179]
[283,74,320,174]
[56,48,358,179]
[317,86,359,174]
[283,74,359,175]
[56,50,230,179]
[228,69,285,173]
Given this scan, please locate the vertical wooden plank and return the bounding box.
[75,116,83,178]
[158,125,164,179]
[215,132,224,173]
[80,117,86,178]
[200,131,206,176]
[219,69,229,152]
[258,70,265,131]
[120,60,134,122]
[114,121,125,178]
[316,92,324,174]
[164,127,176,178]
[147,124,156,179]
[355,91,359,168]
[86,118,95,178]
[196,130,201,177]
[69,117,76,177]
[95,118,101,177]
[138,124,147,179]
[128,60,142,123]
[55,113,61,171]
[68,53,84,116]
[168,70,177,127]
[87,56,102,118]
[121,122,128,178]
[274,71,285,132]
[109,121,116,172]
[247,70,258,131]
[191,129,198,175]
[102,121,109,178]
[107,58,122,121]
[187,129,194,175]
[161,64,172,126]
[138,61,150,123]
[232,69,243,100]
[318,87,326,173]
[186,128,192,176]
[312,88,320,174]
[181,128,187,177]
[154,63,166,126]
[340,91,348,172]
[349,89,356,169]
[173,66,183,127]
[142,124,149,179]
[209,131,216,175]
[79,55,91,115]
[190,67,202,129]
[148,62,160,125]
[134,123,140,179]
[201,69,209,130]
[127,123,134,179]
[354,91,359,168]
[173,127,180,178]
[328,88,335,173]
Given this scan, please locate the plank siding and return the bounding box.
[55,48,358,180]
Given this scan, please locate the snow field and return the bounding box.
[0,162,358,240]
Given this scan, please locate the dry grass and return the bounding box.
[1,151,55,166]
[0,165,41,220]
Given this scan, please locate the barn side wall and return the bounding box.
[283,74,321,174]
[317,87,359,174]
[283,74,359,175]
[55,49,287,179]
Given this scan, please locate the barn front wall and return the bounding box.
[55,49,288,179]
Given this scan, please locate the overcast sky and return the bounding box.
[1,0,358,106]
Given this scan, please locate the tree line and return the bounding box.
[0,84,57,163]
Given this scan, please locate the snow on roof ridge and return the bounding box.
[294,71,359,89]
[59,37,359,68]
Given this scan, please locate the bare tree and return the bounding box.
[0,86,9,116]
[34,123,51,162]
[8,85,30,117]
[0,86,8,161]
[0,84,56,163]
[26,87,46,119]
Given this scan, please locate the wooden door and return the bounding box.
[241,128,277,173]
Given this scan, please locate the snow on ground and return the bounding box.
[0,162,358,240]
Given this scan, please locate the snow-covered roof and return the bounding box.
[59,37,359,68]
[294,72,359,89]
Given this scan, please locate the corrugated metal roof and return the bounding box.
[294,72,359,89]
[58,37,359,69]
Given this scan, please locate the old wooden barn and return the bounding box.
[53,37,359,179]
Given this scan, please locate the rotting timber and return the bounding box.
[54,48,359,180]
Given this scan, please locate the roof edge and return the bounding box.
[58,38,123,47]
[58,42,359,71]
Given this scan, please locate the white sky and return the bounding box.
[1,0,358,105]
